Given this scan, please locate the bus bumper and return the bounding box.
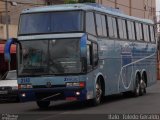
[19,87,87,102]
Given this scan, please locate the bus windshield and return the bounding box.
[18,39,82,76]
[19,11,84,35]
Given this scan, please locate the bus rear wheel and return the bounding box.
[133,75,140,97]
[91,80,103,106]
[36,101,50,109]
[140,75,147,95]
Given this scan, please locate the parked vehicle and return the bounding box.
[0,70,19,102]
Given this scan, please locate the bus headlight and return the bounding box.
[66,82,85,87]
[18,84,33,89]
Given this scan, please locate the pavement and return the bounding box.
[0,81,160,120]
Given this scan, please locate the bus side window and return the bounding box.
[107,16,114,37]
[150,25,155,42]
[135,22,141,41]
[107,16,117,38]
[112,18,118,38]
[131,21,136,40]
[118,19,127,39]
[122,19,127,39]
[139,23,143,41]
[86,12,96,36]
[95,13,103,36]
[127,21,132,40]
[101,15,107,37]
[87,43,92,70]
[118,19,123,39]
[127,21,135,40]
[95,13,107,37]
[87,41,98,71]
[92,43,98,67]
[143,24,150,42]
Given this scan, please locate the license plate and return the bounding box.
[0,91,8,94]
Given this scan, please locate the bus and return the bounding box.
[5,3,157,109]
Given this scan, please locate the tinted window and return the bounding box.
[19,11,84,34]
[18,39,82,76]
[95,14,103,36]
[127,21,135,40]
[150,26,155,42]
[108,16,117,38]
[118,19,123,39]
[96,14,107,37]
[92,43,98,66]
[108,16,114,37]
[127,21,132,39]
[112,18,118,38]
[139,23,143,40]
[118,19,127,39]
[122,20,127,39]
[131,22,135,40]
[86,12,96,35]
[135,23,140,40]
[143,24,150,42]
[101,15,107,37]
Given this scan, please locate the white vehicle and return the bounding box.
[0,70,19,101]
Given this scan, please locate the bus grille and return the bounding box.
[0,87,12,91]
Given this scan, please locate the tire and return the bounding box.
[139,75,147,95]
[91,80,103,106]
[15,96,20,102]
[36,101,50,109]
[133,75,140,97]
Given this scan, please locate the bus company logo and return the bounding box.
[121,43,132,54]
[46,82,52,88]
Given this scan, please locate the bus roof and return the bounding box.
[22,3,154,24]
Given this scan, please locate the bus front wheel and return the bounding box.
[91,80,103,106]
[36,101,50,109]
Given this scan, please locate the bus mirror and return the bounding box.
[4,38,18,62]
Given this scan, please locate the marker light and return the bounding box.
[66,82,85,88]
[79,82,85,87]
[18,84,32,89]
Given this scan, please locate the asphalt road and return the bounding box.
[0,81,160,120]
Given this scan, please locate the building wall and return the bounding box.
[0,0,157,40]
[0,0,45,40]
[97,0,156,20]
[0,24,18,40]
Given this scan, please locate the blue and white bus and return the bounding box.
[5,3,157,109]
